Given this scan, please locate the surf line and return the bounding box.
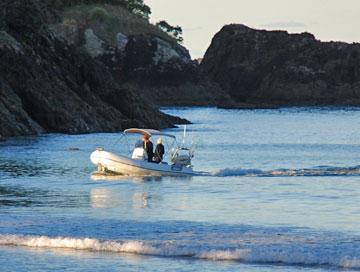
[1,234,360,269]
[209,165,360,177]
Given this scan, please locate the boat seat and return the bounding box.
[132,147,147,160]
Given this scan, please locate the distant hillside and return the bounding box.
[51,1,231,107]
[201,24,360,107]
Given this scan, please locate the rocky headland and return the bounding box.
[201,24,360,107]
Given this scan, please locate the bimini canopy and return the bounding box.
[123,128,176,139]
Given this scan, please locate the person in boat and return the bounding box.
[154,138,165,163]
[143,134,154,162]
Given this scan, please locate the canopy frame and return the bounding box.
[123,128,176,139]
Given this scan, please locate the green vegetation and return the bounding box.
[126,0,151,19]
[88,6,110,21]
[156,20,183,43]
[62,4,176,46]
[47,1,185,44]
[49,0,151,19]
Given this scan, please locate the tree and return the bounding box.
[156,20,183,43]
[44,0,151,20]
[126,0,151,19]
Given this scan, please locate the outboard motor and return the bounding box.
[171,147,193,167]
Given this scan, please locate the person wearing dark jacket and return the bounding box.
[143,134,153,162]
[154,138,165,163]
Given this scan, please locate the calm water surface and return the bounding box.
[1,107,360,271]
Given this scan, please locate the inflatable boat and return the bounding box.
[90,128,196,176]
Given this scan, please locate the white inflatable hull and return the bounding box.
[90,150,195,176]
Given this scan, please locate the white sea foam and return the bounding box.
[211,165,360,177]
[1,234,360,269]
[197,249,250,260]
[0,235,157,255]
[197,247,360,269]
[340,257,360,268]
[211,168,263,177]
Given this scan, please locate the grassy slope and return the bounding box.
[61,4,177,46]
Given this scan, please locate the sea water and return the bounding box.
[0,107,360,271]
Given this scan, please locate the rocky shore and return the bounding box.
[1,1,360,139]
[0,0,190,139]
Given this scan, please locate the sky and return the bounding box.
[146,0,360,58]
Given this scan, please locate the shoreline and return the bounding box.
[3,105,360,141]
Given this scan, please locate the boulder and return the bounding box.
[84,28,105,57]
[124,35,197,85]
[116,32,128,51]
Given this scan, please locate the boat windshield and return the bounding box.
[123,128,176,139]
[134,140,143,148]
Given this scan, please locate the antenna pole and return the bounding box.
[183,125,187,145]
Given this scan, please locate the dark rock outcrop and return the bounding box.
[0,79,43,139]
[123,35,196,85]
[0,0,186,139]
[201,24,360,107]
[121,35,232,107]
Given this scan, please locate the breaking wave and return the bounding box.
[1,234,360,269]
[211,165,360,177]
[0,234,156,255]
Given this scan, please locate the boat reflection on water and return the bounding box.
[90,172,161,183]
[90,188,150,209]
[90,188,117,209]
[132,192,149,209]
[90,172,192,183]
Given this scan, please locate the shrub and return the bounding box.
[49,0,150,20]
[88,7,110,21]
[51,0,127,8]
[126,0,151,19]
[156,20,183,43]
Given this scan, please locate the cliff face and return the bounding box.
[0,1,186,139]
[201,24,360,107]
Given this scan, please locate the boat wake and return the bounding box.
[210,165,360,177]
[90,165,360,179]
[1,233,360,269]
